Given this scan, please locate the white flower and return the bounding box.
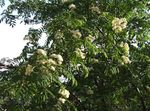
[25,64,33,76]
[48,59,57,65]
[119,42,124,47]
[112,18,127,33]
[57,54,63,62]
[57,61,63,65]
[75,48,86,59]
[37,60,48,65]
[71,30,82,38]
[59,98,66,103]
[121,56,131,64]
[59,88,70,98]
[112,18,120,25]
[50,66,56,71]
[120,42,130,56]
[50,54,63,64]
[50,54,57,58]
[124,43,129,51]
[119,18,127,29]
[36,49,47,56]
[69,4,76,10]
[113,26,123,33]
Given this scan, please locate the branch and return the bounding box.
[0,63,16,69]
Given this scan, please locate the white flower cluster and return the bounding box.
[50,54,63,65]
[112,18,127,33]
[119,42,131,65]
[35,49,64,71]
[69,4,76,10]
[120,42,129,56]
[36,49,47,56]
[59,88,70,103]
[71,30,82,38]
[24,49,64,75]
[25,64,33,76]
[49,54,64,71]
[121,56,131,65]
[75,48,86,59]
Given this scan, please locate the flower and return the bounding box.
[121,56,131,65]
[69,4,76,10]
[112,18,127,33]
[50,66,56,71]
[50,54,63,65]
[59,98,66,103]
[57,54,64,62]
[119,18,127,29]
[75,48,86,59]
[36,49,47,56]
[58,89,70,103]
[124,43,129,51]
[59,88,70,98]
[48,59,57,65]
[71,30,82,38]
[120,42,130,56]
[25,64,33,76]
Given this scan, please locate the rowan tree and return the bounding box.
[0,0,150,111]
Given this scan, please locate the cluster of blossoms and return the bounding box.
[58,88,70,103]
[24,49,63,75]
[120,42,130,56]
[75,48,86,59]
[71,30,82,39]
[69,4,76,10]
[121,56,131,65]
[119,42,131,65]
[25,64,33,76]
[49,54,64,71]
[36,49,47,56]
[112,18,127,33]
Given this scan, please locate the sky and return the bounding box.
[0,1,45,59]
[0,1,28,59]
[0,22,30,59]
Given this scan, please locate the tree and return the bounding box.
[0,0,150,111]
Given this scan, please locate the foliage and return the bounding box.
[0,0,150,111]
